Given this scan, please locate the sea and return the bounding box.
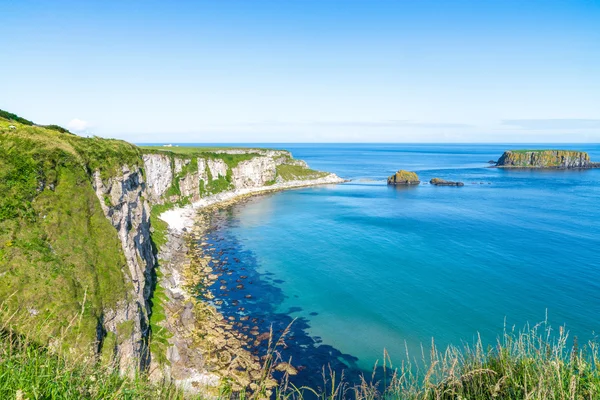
[171,143,600,387]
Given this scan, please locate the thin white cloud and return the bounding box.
[245,120,473,129]
[67,118,90,132]
[501,119,600,130]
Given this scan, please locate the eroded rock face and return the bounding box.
[174,158,191,174]
[496,150,595,168]
[207,159,228,179]
[95,150,343,385]
[92,166,156,373]
[430,178,464,186]
[231,157,277,188]
[142,151,320,205]
[387,170,420,185]
[143,154,173,202]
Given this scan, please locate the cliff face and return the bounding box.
[0,116,342,387]
[0,119,149,371]
[92,166,155,372]
[496,150,594,168]
[142,149,325,205]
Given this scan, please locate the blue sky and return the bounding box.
[1,0,599,143]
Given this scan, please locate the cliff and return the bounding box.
[0,118,151,371]
[495,150,596,169]
[0,113,343,391]
[139,147,343,391]
[140,147,329,206]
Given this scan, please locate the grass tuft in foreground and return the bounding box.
[0,300,185,400]
[4,314,599,399]
[275,319,600,400]
[0,331,184,400]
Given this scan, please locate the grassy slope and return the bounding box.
[275,164,328,180]
[0,326,185,400]
[139,145,278,154]
[0,117,141,358]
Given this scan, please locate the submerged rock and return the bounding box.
[387,170,420,185]
[275,362,298,375]
[430,178,464,186]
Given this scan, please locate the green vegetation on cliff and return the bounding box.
[142,145,331,201]
[0,109,71,135]
[496,150,594,168]
[275,164,328,180]
[0,117,140,358]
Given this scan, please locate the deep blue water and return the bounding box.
[193,144,600,385]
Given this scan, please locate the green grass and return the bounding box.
[0,109,72,135]
[272,319,600,400]
[0,330,185,399]
[140,145,270,155]
[3,314,599,400]
[275,164,328,181]
[0,118,139,358]
[509,149,573,153]
[148,268,172,366]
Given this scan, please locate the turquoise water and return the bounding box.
[198,144,600,385]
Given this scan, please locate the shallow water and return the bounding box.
[197,144,600,386]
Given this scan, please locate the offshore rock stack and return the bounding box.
[495,150,597,169]
[387,170,420,185]
[430,178,464,186]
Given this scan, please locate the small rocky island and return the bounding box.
[387,170,420,185]
[495,150,598,169]
[430,178,464,186]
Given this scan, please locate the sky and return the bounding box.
[1,0,599,143]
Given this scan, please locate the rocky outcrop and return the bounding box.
[207,159,228,179]
[387,170,420,185]
[143,154,173,202]
[495,150,596,169]
[231,157,276,188]
[142,149,334,205]
[92,165,156,373]
[430,178,464,186]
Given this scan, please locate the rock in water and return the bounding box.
[430,178,464,186]
[387,170,420,185]
[495,150,596,169]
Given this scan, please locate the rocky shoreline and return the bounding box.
[160,173,346,233]
[152,175,345,395]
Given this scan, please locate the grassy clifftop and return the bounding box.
[0,115,142,358]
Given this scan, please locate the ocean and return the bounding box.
[194,143,600,386]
